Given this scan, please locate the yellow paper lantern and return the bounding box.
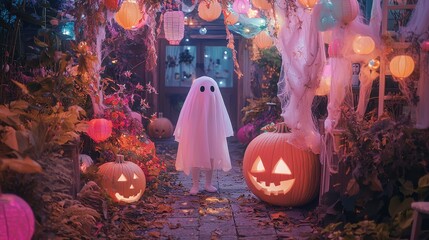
[389,55,415,79]
[315,63,331,96]
[251,0,271,10]
[114,0,144,30]
[352,35,375,55]
[198,1,222,22]
[253,31,273,49]
[297,0,318,9]
[164,11,185,45]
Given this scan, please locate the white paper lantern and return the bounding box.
[164,11,185,45]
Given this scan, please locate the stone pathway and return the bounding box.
[154,137,318,240]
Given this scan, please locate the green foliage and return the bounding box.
[319,108,429,238]
[252,47,281,98]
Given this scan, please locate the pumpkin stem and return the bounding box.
[274,122,290,133]
[115,154,125,163]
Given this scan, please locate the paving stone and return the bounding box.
[236,225,277,237]
[167,217,199,227]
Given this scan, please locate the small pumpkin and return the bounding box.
[148,116,174,139]
[242,123,320,206]
[0,193,35,240]
[98,155,146,203]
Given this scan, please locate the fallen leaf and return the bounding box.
[148,231,160,238]
[271,212,287,220]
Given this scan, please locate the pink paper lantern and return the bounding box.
[0,194,35,240]
[331,0,359,25]
[164,11,185,45]
[87,118,113,143]
[233,0,251,14]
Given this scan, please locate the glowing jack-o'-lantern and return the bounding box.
[98,155,146,203]
[243,124,320,206]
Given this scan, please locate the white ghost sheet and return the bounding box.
[174,76,234,175]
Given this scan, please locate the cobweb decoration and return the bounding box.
[275,1,326,154]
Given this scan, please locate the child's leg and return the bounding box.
[190,168,200,195]
[204,169,217,192]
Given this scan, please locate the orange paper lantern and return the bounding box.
[114,0,144,30]
[253,31,273,49]
[389,55,415,79]
[297,0,318,9]
[242,126,320,206]
[164,11,185,45]
[0,194,35,240]
[87,118,113,143]
[352,35,375,55]
[251,0,271,10]
[331,0,359,25]
[198,1,222,22]
[98,155,146,203]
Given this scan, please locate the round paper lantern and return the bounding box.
[242,125,320,206]
[98,155,146,203]
[224,10,239,25]
[233,0,251,14]
[352,35,375,55]
[253,31,273,49]
[297,0,318,10]
[87,118,113,143]
[0,194,35,240]
[104,0,119,11]
[148,116,174,139]
[79,154,94,173]
[251,0,271,10]
[114,0,144,30]
[163,11,185,45]
[389,55,415,79]
[331,0,359,25]
[421,41,429,52]
[198,1,222,22]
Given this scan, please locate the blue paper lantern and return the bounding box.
[228,15,267,38]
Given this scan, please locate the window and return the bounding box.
[165,45,196,87]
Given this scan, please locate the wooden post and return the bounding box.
[62,143,80,198]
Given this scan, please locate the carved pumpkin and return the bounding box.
[242,124,320,206]
[98,155,146,203]
[0,193,35,240]
[87,118,112,143]
[148,116,174,139]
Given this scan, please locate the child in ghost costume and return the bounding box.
[174,76,234,195]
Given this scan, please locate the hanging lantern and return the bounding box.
[421,41,429,52]
[352,35,375,55]
[389,55,415,79]
[368,59,380,71]
[0,194,35,240]
[164,11,185,45]
[198,0,222,22]
[253,31,273,49]
[233,0,251,14]
[242,125,320,206]
[98,155,146,203]
[297,0,318,10]
[104,0,119,11]
[114,0,144,30]
[251,0,271,10]
[224,10,239,25]
[315,63,332,96]
[87,118,113,143]
[331,0,359,25]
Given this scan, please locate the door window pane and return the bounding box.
[204,46,233,88]
[165,45,196,87]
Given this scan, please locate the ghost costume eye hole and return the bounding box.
[200,86,205,92]
[210,86,215,92]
